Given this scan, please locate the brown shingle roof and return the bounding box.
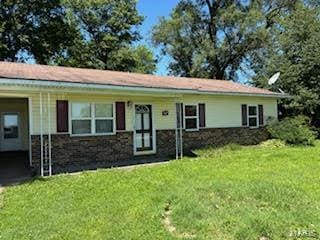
[0,62,280,96]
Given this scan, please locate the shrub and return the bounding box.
[267,116,317,146]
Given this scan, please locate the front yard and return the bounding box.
[1,142,320,240]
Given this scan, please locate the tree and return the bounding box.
[0,0,156,73]
[54,0,156,73]
[152,0,296,80]
[252,3,320,126]
[0,0,75,63]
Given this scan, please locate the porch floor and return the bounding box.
[0,151,32,186]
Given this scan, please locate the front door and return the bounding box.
[1,113,22,152]
[134,105,154,154]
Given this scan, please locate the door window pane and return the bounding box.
[4,114,18,139]
[72,103,91,118]
[95,104,113,118]
[95,120,113,133]
[136,133,143,148]
[135,114,142,130]
[72,120,91,134]
[144,133,151,148]
[143,113,150,130]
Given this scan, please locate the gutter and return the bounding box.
[0,77,289,98]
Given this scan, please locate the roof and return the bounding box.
[0,62,282,97]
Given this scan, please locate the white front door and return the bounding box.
[0,113,22,152]
[134,105,155,155]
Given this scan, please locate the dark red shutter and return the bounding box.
[241,104,248,126]
[56,100,69,133]
[258,105,264,126]
[199,103,206,128]
[116,102,126,131]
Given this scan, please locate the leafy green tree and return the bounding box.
[0,0,75,63]
[252,3,320,125]
[0,0,156,73]
[54,0,156,73]
[152,0,295,80]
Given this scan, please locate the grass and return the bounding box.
[1,142,320,239]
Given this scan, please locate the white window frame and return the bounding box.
[247,105,259,129]
[70,102,116,136]
[184,104,199,131]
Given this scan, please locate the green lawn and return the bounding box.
[1,142,320,240]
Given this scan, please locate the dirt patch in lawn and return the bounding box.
[162,202,196,239]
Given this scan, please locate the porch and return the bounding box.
[0,97,32,184]
[0,151,32,185]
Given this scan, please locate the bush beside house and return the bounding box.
[267,116,317,146]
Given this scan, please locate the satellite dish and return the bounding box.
[268,72,280,85]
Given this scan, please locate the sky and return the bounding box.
[136,0,251,82]
[136,0,180,75]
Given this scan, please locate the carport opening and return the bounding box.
[0,98,31,183]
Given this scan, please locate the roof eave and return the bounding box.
[0,78,288,98]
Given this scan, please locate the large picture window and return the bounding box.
[184,105,198,130]
[71,103,115,135]
[248,105,258,128]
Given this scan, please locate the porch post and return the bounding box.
[40,92,44,176]
[47,93,52,176]
[28,97,33,167]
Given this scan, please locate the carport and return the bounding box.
[0,98,32,185]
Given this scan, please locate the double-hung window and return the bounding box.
[184,105,198,130]
[71,103,115,135]
[94,104,114,134]
[248,105,258,128]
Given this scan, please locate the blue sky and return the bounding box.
[137,0,180,75]
[136,1,251,82]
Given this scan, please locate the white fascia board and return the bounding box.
[0,78,289,98]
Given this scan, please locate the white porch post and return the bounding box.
[48,93,52,176]
[175,102,183,160]
[28,97,33,167]
[40,92,44,177]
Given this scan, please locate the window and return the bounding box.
[95,104,114,133]
[71,103,115,135]
[71,103,91,134]
[184,105,198,130]
[3,114,19,139]
[248,105,258,128]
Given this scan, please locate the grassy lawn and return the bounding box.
[1,142,320,240]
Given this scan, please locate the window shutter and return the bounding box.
[116,102,126,131]
[56,100,69,133]
[199,103,206,128]
[241,104,248,126]
[258,105,264,126]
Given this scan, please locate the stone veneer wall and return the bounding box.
[31,127,269,174]
[156,130,177,157]
[31,132,134,173]
[183,127,269,150]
